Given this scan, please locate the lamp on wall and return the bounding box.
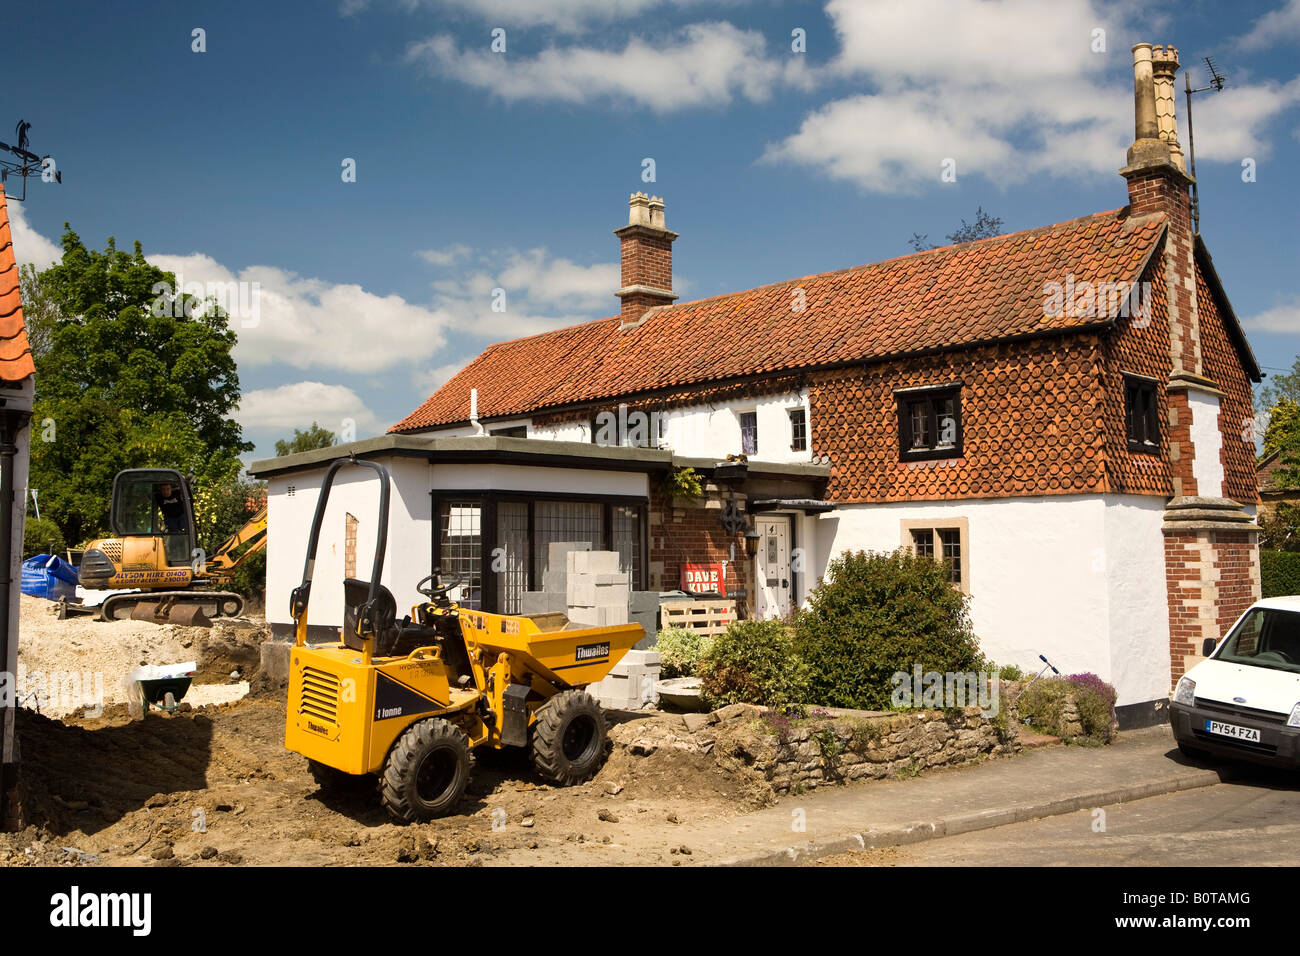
[744,524,761,558]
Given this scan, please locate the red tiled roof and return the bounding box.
[0,187,36,382]
[393,208,1166,432]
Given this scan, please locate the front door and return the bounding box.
[755,515,793,620]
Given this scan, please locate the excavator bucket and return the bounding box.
[167,604,212,628]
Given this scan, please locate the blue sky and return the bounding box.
[8,0,1300,461]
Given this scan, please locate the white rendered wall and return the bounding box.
[1187,391,1224,497]
[429,463,647,498]
[815,494,1170,707]
[479,390,814,464]
[1103,495,1173,704]
[266,459,647,629]
[266,456,433,630]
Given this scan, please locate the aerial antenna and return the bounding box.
[1184,57,1226,235]
[0,119,61,202]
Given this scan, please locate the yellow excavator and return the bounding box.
[75,467,267,623]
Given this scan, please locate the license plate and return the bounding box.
[1204,719,1261,742]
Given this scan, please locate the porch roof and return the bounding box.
[248,434,833,483]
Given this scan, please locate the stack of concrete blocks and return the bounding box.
[564,551,662,710]
[565,550,628,627]
[519,542,589,615]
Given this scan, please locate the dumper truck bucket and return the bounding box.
[456,608,644,688]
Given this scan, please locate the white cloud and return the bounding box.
[1236,0,1300,50]
[416,244,472,266]
[1191,76,1300,162]
[237,381,384,436]
[358,0,752,34]
[6,198,62,269]
[764,0,1300,194]
[148,252,454,374]
[411,361,468,395]
[427,246,619,339]
[406,21,814,112]
[1243,296,1300,334]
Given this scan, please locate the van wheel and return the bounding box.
[381,719,473,823]
[532,690,607,786]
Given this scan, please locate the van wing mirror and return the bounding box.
[1202,637,1217,656]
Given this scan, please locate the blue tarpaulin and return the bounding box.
[21,554,79,602]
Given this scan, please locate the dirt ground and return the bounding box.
[6,595,773,866]
[2,697,763,867]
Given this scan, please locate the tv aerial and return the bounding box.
[0,120,61,201]
[1184,57,1226,235]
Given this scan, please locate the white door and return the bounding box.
[755,515,793,620]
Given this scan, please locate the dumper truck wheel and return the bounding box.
[381,718,473,823]
[531,690,607,786]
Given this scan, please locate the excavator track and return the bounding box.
[100,590,244,623]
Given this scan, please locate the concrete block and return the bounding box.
[567,604,628,627]
[549,541,589,568]
[566,578,598,607]
[521,591,565,615]
[593,573,630,586]
[542,569,568,595]
[593,582,630,606]
[569,550,620,575]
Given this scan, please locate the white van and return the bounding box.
[1170,596,1300,767]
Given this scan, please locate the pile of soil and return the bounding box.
[15,595,267,716]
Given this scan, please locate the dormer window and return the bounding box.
[897,385,962,461]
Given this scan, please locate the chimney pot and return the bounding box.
[628,191,652,227]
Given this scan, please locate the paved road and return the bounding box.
[819,770,1300,866]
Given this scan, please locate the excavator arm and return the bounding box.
[206,506,268,579]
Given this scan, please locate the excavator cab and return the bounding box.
[109,468,197,568]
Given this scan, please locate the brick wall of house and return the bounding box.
[1164,530,1259,687]
[647,482,753,614]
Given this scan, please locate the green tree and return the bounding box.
[908,206,1004,252]
[274,422,337,457]
[28,229,251,545]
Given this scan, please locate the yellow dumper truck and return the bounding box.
[284,458,644,822]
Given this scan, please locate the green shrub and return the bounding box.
[1018,676,1117,742]
[23,516,66,559]
[697,619,810,708]
[654,627,712,678]
[1262,549,1300,599]
[793,549,982,710]
[996,663,1026,681]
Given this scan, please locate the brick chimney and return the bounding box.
[1122,44,1263,695]
[615,192,677,327]
[1119,43,1207,460]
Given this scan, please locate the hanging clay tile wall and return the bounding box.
[807,335,1108,504]
[1099,249,1175,496]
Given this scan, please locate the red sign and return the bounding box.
[681,563,726,594]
